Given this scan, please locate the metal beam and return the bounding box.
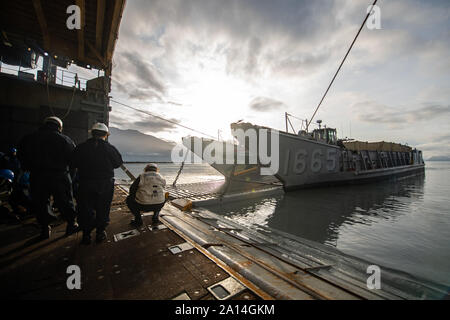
[32,0,50,50]
[96,0,105,51]
[87,41,106,69]
[106,0,126,63]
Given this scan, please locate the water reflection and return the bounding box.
[210,174,425,247]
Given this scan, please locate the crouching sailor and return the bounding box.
[126,163,166,227]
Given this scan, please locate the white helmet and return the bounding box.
[91,122,109,133]
[44,116,63,129]
[145,163,158,171]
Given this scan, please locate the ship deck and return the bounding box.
[0,184,446,300]
[0,186,260,300]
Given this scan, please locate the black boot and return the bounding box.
[96,230,107,243]
[39,225,51,240]
[152,211,160,224]
[130,216,143,227]
[65,222,80,236]
[81,232,91,245]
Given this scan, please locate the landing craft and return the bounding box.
[183,120,424,191]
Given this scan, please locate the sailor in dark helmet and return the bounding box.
[0,147,21,177]
[17,116,79,239]
[126,163,166,227]
[0,169,14,204]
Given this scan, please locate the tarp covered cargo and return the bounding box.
[343,141,412,153]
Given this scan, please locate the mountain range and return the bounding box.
[108,127,176,162]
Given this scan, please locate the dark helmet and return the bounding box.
[0,169,14,183]
[0,169,14,201]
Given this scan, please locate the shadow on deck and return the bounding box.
[0,186,259,300]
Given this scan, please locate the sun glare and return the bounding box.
[178,60,252,140]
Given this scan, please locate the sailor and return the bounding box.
[17,116,78,239]
[126,163,166,227]
[0,169,14,204]
[71,123,123,244]
[0,147,21,177]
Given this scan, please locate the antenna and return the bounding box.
[317,119,322,129]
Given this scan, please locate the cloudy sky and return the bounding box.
[107,0,450,158]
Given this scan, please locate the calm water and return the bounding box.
[115,162,450,287]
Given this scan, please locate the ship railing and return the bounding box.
[55,69,89,90]
[0,58,90,90]
[345,150,415,173]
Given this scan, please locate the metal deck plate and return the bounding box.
[207,277,246,300]
[172,292,191,300]
[168,242,194,254]
[149,224,168,231]
[113,229,140,242]
[142,212,156,217]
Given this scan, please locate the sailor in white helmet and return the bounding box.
[126,163,166,226]
[71,122,123,244]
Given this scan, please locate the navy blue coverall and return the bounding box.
[17,124,77,229]
[71,137,123,234]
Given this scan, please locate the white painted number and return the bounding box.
[311,149,323,173]
[293,149,307,174]
[326,149,337,171]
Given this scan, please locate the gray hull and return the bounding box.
[183,123,425,191]
[275,130,424,190]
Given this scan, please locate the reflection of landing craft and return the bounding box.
[267,174,425,245]
[184,121,425,191]
[210,174,425,247]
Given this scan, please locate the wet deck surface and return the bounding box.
[0,187,259,300]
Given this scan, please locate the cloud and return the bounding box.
[134,115,180,133]
[128,88,163,101]
[111,51,167,102]
[354,102,450,125]
[249,97,286,112]
[108,0,450,146]
[416,136,450,157]
[119,52,166,94]
[117,0,346,81]
[273,51,331,76]
[109,111,180,133]
[226,37,263,77]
